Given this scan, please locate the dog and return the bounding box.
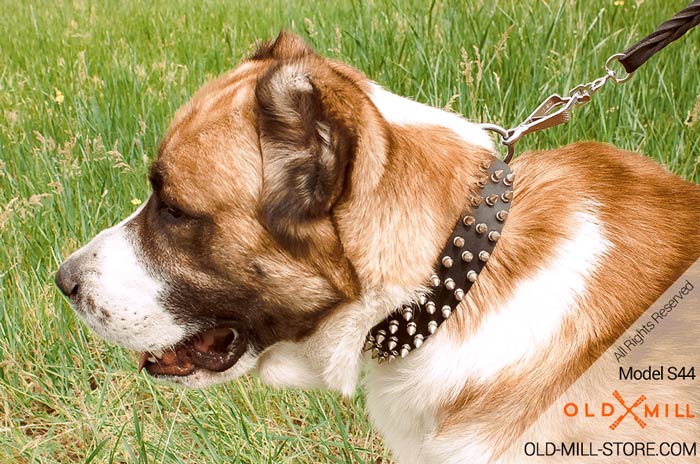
[56,31,700,463]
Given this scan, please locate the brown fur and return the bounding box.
[128,31,699,458]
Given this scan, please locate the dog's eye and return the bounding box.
[161,205,184,222]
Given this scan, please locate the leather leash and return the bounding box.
[482,0,700,163]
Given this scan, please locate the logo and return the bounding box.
[609,390,646,430]
[564,391,696,430]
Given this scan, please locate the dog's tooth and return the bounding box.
[453,236,465,248]
[428,321,438,334]
[461,250,473,262]
[467,270,478,283]
[148,356,157,363]
[414,334,424,348]
[479,251,490,262]
[442,256,453,268]
[441,306,452,319]
[444,278,455,290]
[151,349,163,359]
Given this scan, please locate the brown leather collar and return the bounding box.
[364,156,514,362]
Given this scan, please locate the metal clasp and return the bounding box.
[480,52,635,164]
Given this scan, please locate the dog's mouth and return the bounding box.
[138,326,247,377]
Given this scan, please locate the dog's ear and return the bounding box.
[250,30,314,61]
[256,59,354,251]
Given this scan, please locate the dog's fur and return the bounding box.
[57,32,700,463]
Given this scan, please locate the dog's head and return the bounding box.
[56,32,493,392]
[55,32,370,388]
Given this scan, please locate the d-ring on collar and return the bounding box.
[364,156,514,362]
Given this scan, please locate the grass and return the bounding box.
[0,0,698,462]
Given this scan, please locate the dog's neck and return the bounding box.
[364,156,513,362]
[316,88,503,393]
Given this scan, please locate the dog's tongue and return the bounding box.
[138,327,242,376]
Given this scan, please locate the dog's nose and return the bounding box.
[56,261,79,297]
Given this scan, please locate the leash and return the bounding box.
[482,0,700,163]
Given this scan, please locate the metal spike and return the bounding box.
[485,194,499,206]
[488,231,501,242]
[503,172,515,186]
[461,250,473,262]
[479,251,490,262]
[389,320,399,334]
[467,270,478,282]
[378,354,386,364]
[454,288,465,301]
[418,294,427,305]
[376,330,386,345]
[463,215,475,227]
[453,236,465,247]
[496,210,508,222]
[388,337,398,351]
[475,223,488,234]
[402,307,413,321]
[441,305,452,318]
[471,196,483,207]
[371,348,380,359]
[480,159,491,170]
[426,301,436,314]
[368,334,376,342]
[406,322,417,336]
[442,256,453,268]
[501,190,513,203]
[444,278,455,291]
[491,169,504,182]
[388,353,397,362]
[431,274,441,287]
[363,340,374,352]
[414,334,424,348]
[400,344,411,358]
[476,178,486,188]
[428,320,438,334]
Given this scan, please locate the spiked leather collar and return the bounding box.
[364,156,514,362]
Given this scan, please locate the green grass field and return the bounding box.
[1,0,698,462]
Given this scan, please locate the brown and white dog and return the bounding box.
[56,32,700,463]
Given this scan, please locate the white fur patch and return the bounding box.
[368,83,494,151]
[65,205,187,352]
[364,211,611,463]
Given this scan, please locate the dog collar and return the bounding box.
[364,156,514,362]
